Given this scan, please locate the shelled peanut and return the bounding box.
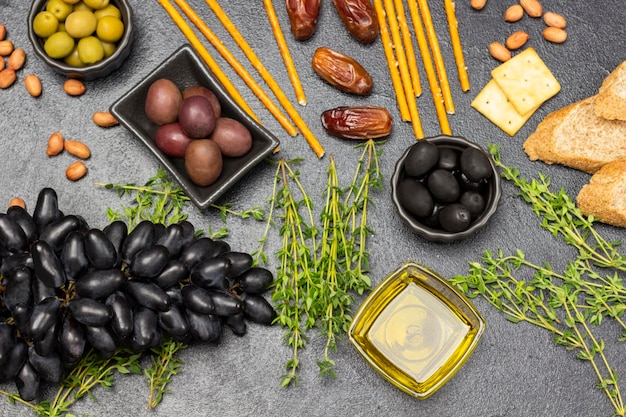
[472,1,569,62]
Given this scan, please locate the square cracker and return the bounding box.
[491,48,560,116]
[471,79,539,136]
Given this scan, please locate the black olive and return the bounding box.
[85,228,118,270]
[437,147,460,171]
[438,203,472,233]
[456,171,488,193]
[460,147,493,182]
[427,169,461,203]
[75,268,126,299]
[397,178,434,218]
[404,141,439,178]
[61,231,89,281]
[460,190,486,218]
[67,298,112,326]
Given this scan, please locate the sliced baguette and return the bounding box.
[523,96,626,174]
[594,61,626,121]
[577,157,626,228]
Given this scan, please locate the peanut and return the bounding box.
[46,131,65,156]
[489,42,511,62]
[0,24,6,42]
[0,39,13,56]
[8,197,25,210]
[66,161,88,181]
[542,27,568,43]
[506,31,529,50]
[63,79,86,96]
[92,111,119,127]
[24,74,42,97]
[7,48,25,71]
[520,0,542,18]
[0,68,16,89]
[470,0,487,10]
[543,12,567,29]
[64,140,91,159]
[504,5,524,23]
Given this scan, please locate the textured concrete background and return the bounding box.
[0,0,625,416]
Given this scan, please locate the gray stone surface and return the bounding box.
[0,1,625,416]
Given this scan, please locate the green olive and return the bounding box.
[65,10,97,38]
[63,45,85,67]
[93,4,120,20]
[43,31,75,59]
[96,16,124,43]
[33,11,59,38]
[83,0,109,10]
[46,0,74,22]
[72,2,93,12]
[100,40,117,58]
[77,35,104,64]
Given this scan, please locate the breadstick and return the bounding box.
[444,0,470,92]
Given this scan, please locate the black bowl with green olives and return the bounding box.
[27,0,133,80]
[391,135,502,242]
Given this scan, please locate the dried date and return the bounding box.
[321,106,392,140]
[285,0,321,40]
[332,0,379,44]
[312,47,373,95]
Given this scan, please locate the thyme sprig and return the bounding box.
[451,146,626,417]
[259,140,383,386]
[145,339,187,409]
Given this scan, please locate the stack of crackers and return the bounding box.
[471,48,561,136]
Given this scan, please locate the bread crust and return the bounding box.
[523,96,626,174]
[577,157,626,228]
[594,61,626,121]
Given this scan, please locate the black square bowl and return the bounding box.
[110,44,280,209]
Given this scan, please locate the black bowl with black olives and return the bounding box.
[391,135,502,242]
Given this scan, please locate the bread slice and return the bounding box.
[594,61,626,121]
[577,157,626,228]
[523,96,626,174]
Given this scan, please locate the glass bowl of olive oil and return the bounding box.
[348,261,485,399]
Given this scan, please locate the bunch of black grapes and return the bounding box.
[0,188,276,401]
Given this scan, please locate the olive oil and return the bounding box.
[349,261,485,399]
